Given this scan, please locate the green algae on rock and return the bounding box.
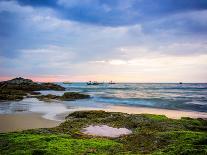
[36,94,60,102]
[0,111,207,154]
[0,77,65,91]
[0,89,27,101]
[0,77,65,101]
[61,92,90,100]
[37,92,90,102]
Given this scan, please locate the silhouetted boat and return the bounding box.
[109,81,116,84]
[87,81,100,85]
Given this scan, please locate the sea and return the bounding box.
[0,83,207,120]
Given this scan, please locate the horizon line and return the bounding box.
[0,77,206,84]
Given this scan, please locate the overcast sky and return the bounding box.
[0,0,207,82]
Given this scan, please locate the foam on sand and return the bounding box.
[82,125,132,137]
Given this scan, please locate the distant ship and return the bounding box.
[87,81,100,85]
[109,81,116,84]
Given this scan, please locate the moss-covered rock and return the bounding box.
[0,94,24,101]
[50,111,207,154]
[0,77,65,91]
[0,111,207,154]
[0,77,65,101]
[60,92,90,100]
[0,89,27,101]
[0,133,121,155]
[36,92,90,102]
[40,82,65,91]
[36,94,60,102]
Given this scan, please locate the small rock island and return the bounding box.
[0,77,90,101]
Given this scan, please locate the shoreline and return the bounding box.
[105,105,207,119]
[0,105,207,133]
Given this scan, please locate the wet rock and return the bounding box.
[28,91,41,95]
[0,77,65,101]
[61,92,90,100]
[0,77,65,91]
[36,92,90,102]
[5,77,33,84]
[0,94,24,101]
[40,83,65,91]
[0,89,27,101]
[36,94,60,102]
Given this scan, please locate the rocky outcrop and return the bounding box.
[0,77,65,101]
[36,94,60,102]
[37,92,90,102]
[0,77,65,91]
[0,77,90,102]
[40,83,65,91]
[61,92,90,100]
[0,89,27,101]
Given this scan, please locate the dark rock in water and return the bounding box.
[0,77,65,101]
[36,92,90,102]
[61,92,90,100]
[28,91,41,95]
[36,94,60,102]
[0,94,24,101]
[0,77,89,102]
[40,83,65,91]
[0,89,27,101]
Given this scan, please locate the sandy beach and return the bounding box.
[0,113,60,133]
[0,105,207,133]
[106,105,207,119]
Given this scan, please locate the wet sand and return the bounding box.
[0,113,60,133]
[105,105,207,119]
[0,106,206,133]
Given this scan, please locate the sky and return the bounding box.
[0,0,207,82]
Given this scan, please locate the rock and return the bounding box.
[0,94,24,101]
[0,77,65,101]
[6,77,33,84]
[0,77,65,91]
[61,92,90,100]
[40,83,65,91]
[28,91,41,95]
[0,78,89,102]
[0,89,27,101]
[36,94,60,102]
[36,92,90,102]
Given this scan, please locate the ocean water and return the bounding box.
[0,83,207,120]
[62,83,207,112]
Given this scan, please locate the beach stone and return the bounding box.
[82,125,132,138]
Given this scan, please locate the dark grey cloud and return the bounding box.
[14,0,207,26]
[0,0,207,81]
